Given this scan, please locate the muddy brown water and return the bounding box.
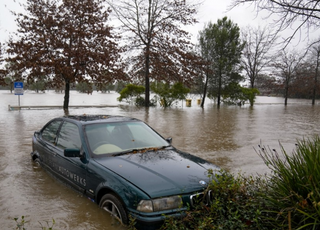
[1,90,319,229]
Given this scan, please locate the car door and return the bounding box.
[38,119,63,171]
[55,121,87,193]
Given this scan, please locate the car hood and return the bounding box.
[94,149,219,198]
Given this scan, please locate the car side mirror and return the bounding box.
[166,137,172,144]
[64,148,82,158]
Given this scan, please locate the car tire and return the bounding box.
[33,157,41,170]
[99,194,128,225]
[34,157,40,164]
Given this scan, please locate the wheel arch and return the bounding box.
[96,187,125,208]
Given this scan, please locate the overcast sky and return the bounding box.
[0,0,308,49]
[0,0,268,42]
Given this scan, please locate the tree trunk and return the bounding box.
[284,83,289,106]
[250,78,254,89]
[312,53,319,105]
[217,73,222,107]
[145,76,150,107]
[144,47,150,107]
[217,92,221,107]
[201,72,209,108]
[63,79,70,114]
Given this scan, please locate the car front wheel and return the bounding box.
[99,194,128,225]
[32,157,41,170]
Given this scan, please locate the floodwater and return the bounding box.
[0,90,319,229]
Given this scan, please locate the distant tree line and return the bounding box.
[0,0,319,112]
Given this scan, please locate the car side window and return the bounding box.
[41,120,62,144]
[57,122,81,150]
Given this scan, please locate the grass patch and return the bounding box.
[257,136,320,229]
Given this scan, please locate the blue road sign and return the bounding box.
[14,82,24,95]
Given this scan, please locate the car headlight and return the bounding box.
[137,196,182,212]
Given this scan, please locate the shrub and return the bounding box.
[151,82,190,108]
[257,136,320,229]
[222,82,260,106]
[117,84,145,104]
[160,170,269,230]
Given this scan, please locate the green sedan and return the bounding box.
[31,115,219,229]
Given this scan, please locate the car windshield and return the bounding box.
[85,121,170,155]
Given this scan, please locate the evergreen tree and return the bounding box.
[198,17,244,106]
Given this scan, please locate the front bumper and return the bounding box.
[128,189,212,229]
[129,209,187,230]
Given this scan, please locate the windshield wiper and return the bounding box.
[112,145,171,157]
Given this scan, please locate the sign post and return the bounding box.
[14,82,24,109]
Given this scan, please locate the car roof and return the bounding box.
[61,115,141,125]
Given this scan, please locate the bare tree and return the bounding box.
[272,49,305,105]
[309,42,320,105]
[289,61,315,98]
[0,43,4,85]
[107,0,201,106]
[241,26,277,88]
[230,0,320,47]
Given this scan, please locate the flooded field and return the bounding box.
[1,90,319,229]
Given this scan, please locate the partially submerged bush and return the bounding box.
[257,136,320,229]
[160,170,269,230]
[151,82,190,108]
[222,82,260,106]
[117,84,145,105]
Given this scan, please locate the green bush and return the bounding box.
[151,82,190,108]
[160,170,269,230]
[241,87,260,106]
[257,136,320,229]
[117,84,145,104]
[222,82,259,106]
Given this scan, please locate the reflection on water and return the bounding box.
[0,90,319,229]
